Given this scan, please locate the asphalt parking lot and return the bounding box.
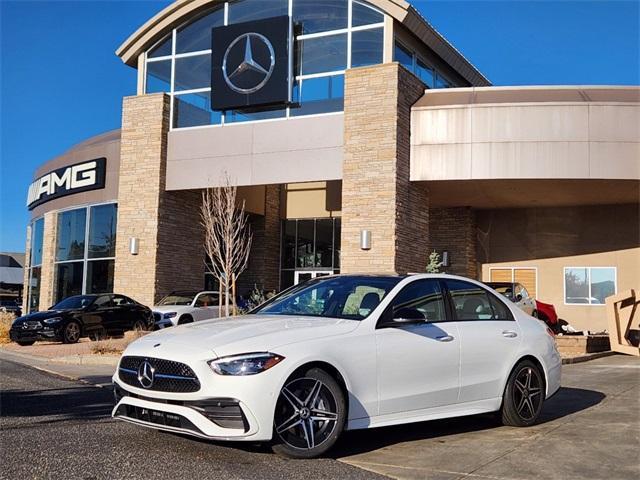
[1,354,638,480]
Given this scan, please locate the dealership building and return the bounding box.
[23,0,639,332]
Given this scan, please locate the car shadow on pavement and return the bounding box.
[0,386,114,424]
[330,386,605,458]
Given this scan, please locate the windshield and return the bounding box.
[158,292,197,306]
[53,295,95,310]
[251,276,401,320]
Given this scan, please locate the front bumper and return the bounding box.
[111,355,282,442]
[9,326,61,342]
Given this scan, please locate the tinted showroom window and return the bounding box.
[54,204,117,303]
[145,0,385,129]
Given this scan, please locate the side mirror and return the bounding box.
[379,307,425,327]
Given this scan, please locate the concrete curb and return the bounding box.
[562,350,617,364]
[51,354,120,366]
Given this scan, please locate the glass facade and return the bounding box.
[280,218,341,289]
[27,218,44,313]
[54,203,118,303]
[144,0,385,129]
[393,40,454,89]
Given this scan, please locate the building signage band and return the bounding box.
[211,16,292,111]
[26,158,107,210]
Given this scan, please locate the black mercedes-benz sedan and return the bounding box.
[10,294,153,346]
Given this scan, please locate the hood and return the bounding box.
[126,314,361,358]
[152,305,191,314]
[13,310,73,323]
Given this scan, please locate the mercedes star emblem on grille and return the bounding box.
[222,32,275,94]
[137,360,155,389]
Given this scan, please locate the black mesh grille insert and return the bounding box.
[119,356,200,393]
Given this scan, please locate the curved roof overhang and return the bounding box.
[116,0,490,86]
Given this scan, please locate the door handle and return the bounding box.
[436,335,454,342]
[502,330,518,338]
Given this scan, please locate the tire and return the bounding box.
[500,360,545,427]
[16,340,35,347]
[177,315,193,325]
[62,321,81,344]
[271,367,346,459]
[132,319,148,332]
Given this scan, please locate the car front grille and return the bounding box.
[118,356,200,393]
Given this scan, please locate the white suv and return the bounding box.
[153,291,220,329]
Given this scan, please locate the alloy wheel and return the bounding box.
[513,366,543,420]
[65,322,80,343]
[274,377,339,450]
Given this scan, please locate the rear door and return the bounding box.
[444,279,522,403]
[375,279,460,415]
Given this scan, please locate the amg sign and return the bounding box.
[27,158,106,210]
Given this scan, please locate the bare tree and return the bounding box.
[201,176,253,317]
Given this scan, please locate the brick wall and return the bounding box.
[429,207,477,278]
[38,211,58,310]
[341,63,429,274]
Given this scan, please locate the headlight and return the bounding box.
[208,352,284,376]
[163,312,177,319]
[43,317,62,324]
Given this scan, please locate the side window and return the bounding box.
[94,295,112,308]
[487,293,514,321]
[446,280,494,321]
[113,295,133,306]
[195,293,217,307]
[388,280,447,322]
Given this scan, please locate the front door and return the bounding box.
[294,270,333,285]
[376,279,460,415]
[444,279,522,403]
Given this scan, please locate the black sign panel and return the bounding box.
[211,16,291,111]
[27,158,106,210]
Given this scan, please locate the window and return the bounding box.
[280,218,341,289]
[446,279,511,321]
[113,295,134,306]
[389,279,446,322]
[27,218,44,312]
[145,0,385,129]
[54,204,117,303]
[195,293,218,307]
[564,267,616,305]
[393,39,456,89]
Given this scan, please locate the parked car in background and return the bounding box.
[485,282,537,316]
[113,274,561,459]
[153,291,220,329]
[485,281,560,332]
[0,298,22,317]
[10,294,153,346]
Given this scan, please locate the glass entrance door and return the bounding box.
[294,270,333,285]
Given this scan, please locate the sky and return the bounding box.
[1,0,639,253]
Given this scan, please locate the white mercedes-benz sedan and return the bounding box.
[112,274,561,458]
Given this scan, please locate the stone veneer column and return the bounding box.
[341,63,429,274]
[114,93,207,306]
[428,207,478,278]
[22,225,31,313]
[38,211,58,310]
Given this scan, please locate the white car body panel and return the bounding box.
[152,292,221,327]
[113,274,562,443]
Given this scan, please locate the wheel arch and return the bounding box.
[285,360,350,416]
[507,354,548,396]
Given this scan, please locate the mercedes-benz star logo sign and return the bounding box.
[222,32,275,95]
[137,360,155,389]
